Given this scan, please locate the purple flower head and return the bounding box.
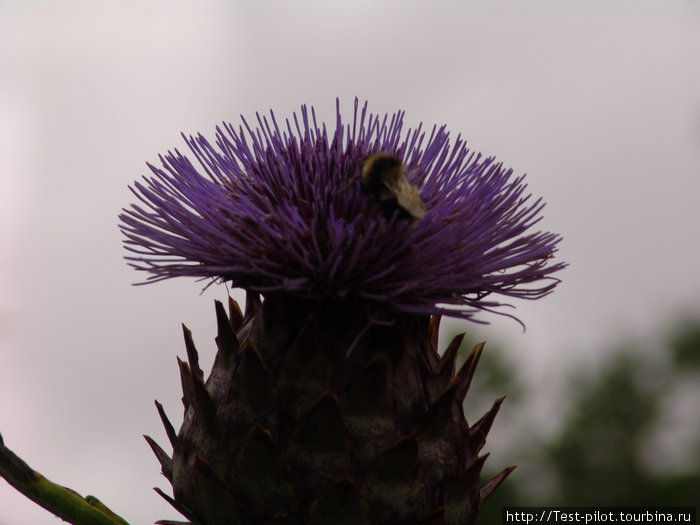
[120,99,565,325]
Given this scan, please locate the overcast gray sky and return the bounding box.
[1,2,699,524]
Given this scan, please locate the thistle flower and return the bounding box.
[119,99,565,525]
[120,99,563,325]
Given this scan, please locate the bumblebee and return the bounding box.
[360,153,426,220]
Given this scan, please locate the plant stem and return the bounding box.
[0,432,129,525]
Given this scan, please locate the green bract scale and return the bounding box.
[149,295,514,525]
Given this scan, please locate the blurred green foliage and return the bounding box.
[465,319,700,523]
[669,318,700,370]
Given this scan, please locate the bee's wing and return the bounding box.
[376,176,398,201]
[395,177,426,219]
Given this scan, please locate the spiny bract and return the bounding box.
[148,294,513,525]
